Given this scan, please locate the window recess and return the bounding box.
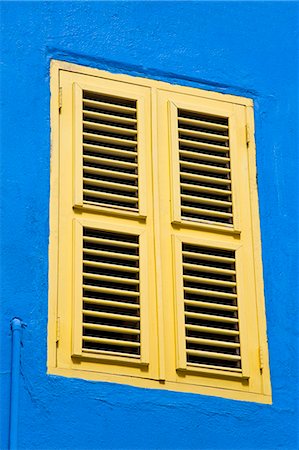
[49,61,271,403]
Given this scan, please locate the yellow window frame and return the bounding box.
[48,60,271,403]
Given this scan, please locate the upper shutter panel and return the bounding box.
[182,242,241,372]
[82,227,141,359]
[178,109,233,226]
[82,91,139,212]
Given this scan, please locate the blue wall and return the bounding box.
[1,2,298,449]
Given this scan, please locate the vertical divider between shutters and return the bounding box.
[151,87,165,381]
[73,83,83,208]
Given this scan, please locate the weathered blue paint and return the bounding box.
[0,2,298,449]
[9,318,26,450]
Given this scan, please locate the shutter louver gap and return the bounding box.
[82,227,141,359]
[182,243,241,372]
[82,91,139,211]
[178,109,233,226]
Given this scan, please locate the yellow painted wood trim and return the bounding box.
[246,105,272,397]
[48,60,60,369]
[151,86,166,381]
[51,60,253,106]
[47,367,272,404]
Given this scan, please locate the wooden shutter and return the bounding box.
[161,92,253,380]
[55,70,158,379]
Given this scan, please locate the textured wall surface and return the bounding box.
[0,2,298,449]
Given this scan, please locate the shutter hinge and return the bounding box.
[245,124,251,146]
[259,346,264,372]
[56,317,60,343]
[59,87,62,112]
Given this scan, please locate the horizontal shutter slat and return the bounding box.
[184,300,237,311]
[83,177,138,192]
[83,155,137,169]
[83,99,136,114]
[179,139,229,153]
[83,309,140,321]
[180,161,230,174]
[84,110,137,125]
[83,298,140,309]
[186,349,241,361]
[83,132,137,148]
[83,273,139,285]
[83,285,140,297]
[178,128,229,142]
[181,206,233,220]
[181,194,232,208]
[185,311,239,323]
[179,150,230,164]
[83,189,137,204]
[83,260,139,272]
[84,248,139,260]
[183,262,235,275]
[83,323,140,335]
[185,324,239,336]
[178,116,228,131]
[83,121,138,137]
[83,144,137,158]
[180,172,231,186]
[186,337,240,348]
[83,336,140,347]
[83,166,137,180]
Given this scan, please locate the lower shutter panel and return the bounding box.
[182,242,241,372]
[82,227,141,359]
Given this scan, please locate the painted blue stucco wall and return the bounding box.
[1,2,298,449]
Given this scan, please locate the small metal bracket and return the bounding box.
[56,317,60,343]
[246,124,251,146]
[259,346,264,372]
[59,87,62,112]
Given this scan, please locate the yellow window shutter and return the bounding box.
[55,69,158,380]
[157,89,264,391]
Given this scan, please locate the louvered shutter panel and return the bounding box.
[82,227,141,358]
[82,92,139,211]
[178,109,233,226]
[181,243,241,372]
[73,221,149,365]
[73,82,147,217]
